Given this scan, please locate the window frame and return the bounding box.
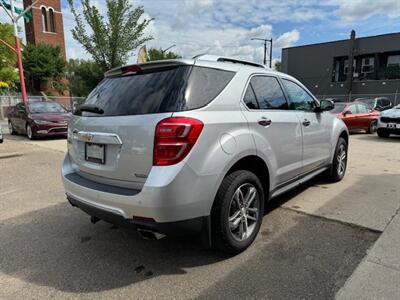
[279,77,320,112]
[41,7,48,32]
[48,8,56,33]
[240,73,290,112]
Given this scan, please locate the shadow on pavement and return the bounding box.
[0,174,389,298]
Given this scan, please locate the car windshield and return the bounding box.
[330,103,347,113]
[28,102,67,113]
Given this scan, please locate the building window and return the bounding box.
[361,57,374,74]
[41,7,48,32]
[49,8,56,33]
[387,55,400,67]
[343,59,356,75]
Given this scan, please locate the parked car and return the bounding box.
[0,126,3,143]
[62,56,348,253]
[7,101,72,139]
[377,104,400,138]
[331,102,380,133]
[354,97,393,111]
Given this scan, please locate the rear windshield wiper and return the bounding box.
[75,104,104,115]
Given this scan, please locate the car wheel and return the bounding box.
[8,121,17,135]
[211,170,264,254]
[377,130,390,138]
[367,120,377,134]
[26,124,35,140]
[327,137,347,182]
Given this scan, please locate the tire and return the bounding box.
[26,124,35,140]
[8,121,17,135]
[366,120,377,134]
[211,170,264,254]
[326,137,348,182]
[377,129,390,138]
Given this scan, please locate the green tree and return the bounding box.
[68,0,153,71]
[0,23,19,87]
[67,59,104,97]
[147,47,181,61]
[23,43,66,92]
[274,60,282,72]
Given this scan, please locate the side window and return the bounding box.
[347,104,358,114]
[357,104,369,113]
[281,79,317,112]
[243,85,259,109]
[244,76,287,110]
[16,103,25,111]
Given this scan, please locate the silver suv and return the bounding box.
[62,55,348,253]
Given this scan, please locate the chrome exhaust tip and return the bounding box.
[137,228,165,240]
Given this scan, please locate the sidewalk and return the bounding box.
[336,210,400,299]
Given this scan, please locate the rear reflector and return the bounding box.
[153,117,204,166]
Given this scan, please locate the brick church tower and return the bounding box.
[23,0,66,58]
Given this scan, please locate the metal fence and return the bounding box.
[0,95,85,119]
[315,92,400,105]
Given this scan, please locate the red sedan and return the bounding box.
[331,102,380,133]
[7,101,72,139]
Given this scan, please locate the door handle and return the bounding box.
[302,119,311,127]
[258,117,272,127]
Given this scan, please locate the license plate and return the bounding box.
[85,143,105,164]
[387,123,400,129]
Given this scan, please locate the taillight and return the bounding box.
[153,117,204,166]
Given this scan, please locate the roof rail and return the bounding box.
[193,54,266,69]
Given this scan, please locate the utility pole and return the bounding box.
[346,30,356,101]
[251,37,273,68]
[0,0,38,103]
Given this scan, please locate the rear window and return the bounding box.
[76,65,235,116]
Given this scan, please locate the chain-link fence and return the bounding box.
[0,94,85,119]
[315,92,400,106]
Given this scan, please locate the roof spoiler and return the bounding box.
[104,60,189,77]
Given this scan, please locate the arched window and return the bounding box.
[41,7,48,32]
[48,8,56,33]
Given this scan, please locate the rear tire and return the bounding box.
[377,129,390,138]
[211,170,264,254]
[8,121,16,135]
[326,137,347,182]
[367,120,377,134]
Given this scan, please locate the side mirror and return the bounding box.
[375,106,382,111]
[343,110,352,116]
[319,99,335,111]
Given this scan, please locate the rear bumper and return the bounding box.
[67,194,208,236]
[62,154,219,224]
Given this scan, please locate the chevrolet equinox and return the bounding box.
[62,55,348,253]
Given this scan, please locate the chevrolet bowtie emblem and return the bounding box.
[82,133,93,142]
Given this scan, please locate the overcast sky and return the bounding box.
[1,0,400,65]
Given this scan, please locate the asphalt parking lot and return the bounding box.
[0,130,399,299]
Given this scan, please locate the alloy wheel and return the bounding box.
[337,144,347,176]
[228,183,260,242]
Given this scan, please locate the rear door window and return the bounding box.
[77,66,235,116]
[243,76,288,110]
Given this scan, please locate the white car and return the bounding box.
[377,104,400,138]
[0,126,3,143]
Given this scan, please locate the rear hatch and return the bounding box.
[68,61,235,187]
